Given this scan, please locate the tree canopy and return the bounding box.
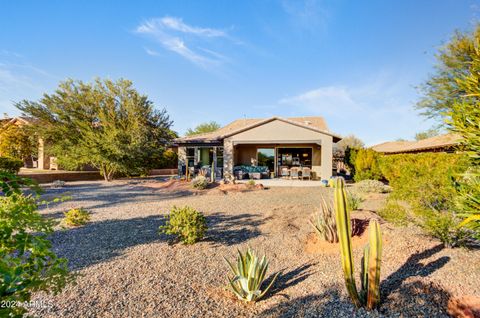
[414,128,440,141]
[336,134,365,152]
[16,78,176,181]
[0,122,37,163]
[185,121,221,136]
[416,24,480,121]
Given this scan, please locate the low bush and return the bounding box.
[420,209,472,248]
[355,179,391,193]
[346,191,363,211]
[378,200,409,226]
[246,179,255,188]
[0,172,71,317]
[191,176,208,190]
[64,208,91,226]
[0,156,23,173]
[159,206,207,244]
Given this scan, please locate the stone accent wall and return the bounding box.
[177,146,186,176]
[223,138,234,177]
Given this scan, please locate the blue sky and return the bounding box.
[0,0,478,145]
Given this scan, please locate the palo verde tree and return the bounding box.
[185,121,221,136]
[16,79,176,181]
[416,24,480,121]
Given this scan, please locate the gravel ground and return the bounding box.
[29,179,480,317]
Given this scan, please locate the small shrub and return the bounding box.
[378,200,409,226]
[420,210,472,248]
[355,180,390,194]
[191,176,208,189]
[246,179,255,188]
[225,248,279,302]
[159,206,207,244]
[347,191,363,211]
[310,197,338,243]
[64,208,91,226]
[0,156,23,173]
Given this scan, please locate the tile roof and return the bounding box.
[371,133,462,153]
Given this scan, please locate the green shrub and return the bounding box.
[378,200,409,226]
[379,153,467,211]
[64,208,91,226]
[0,172,71,317]
[225,248,279,302]
[246,179,255,188]
[355,179,391,193]
[191,176,208,189]
[353,148,382,182]
[0,156,23,173]
[420,210,472,248]
[346,191,363,211]
[159,206,207,244]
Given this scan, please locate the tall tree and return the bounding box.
[185,121,221,136]
[0,122,37,163]
[414,128,440,141]
[336,134,365,152]
[16,79,175,181]
[416,24,480,121]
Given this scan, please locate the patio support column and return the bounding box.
[223,138,234,179]
[177,146,186,176]
[212,146,217,179]
[193,147,199,165]
[320,136,333,180]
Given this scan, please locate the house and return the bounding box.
[371,133,461,155]
[174,116,342,180]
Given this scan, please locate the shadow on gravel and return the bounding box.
[382,244,449,298]
[272,263,317,296]
[50,215,167,270]
[205,212,264,246]
[259,284,358,317]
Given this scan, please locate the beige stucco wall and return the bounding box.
[224,119,334,179]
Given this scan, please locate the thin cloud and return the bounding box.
[135,17,230,69]
[144,47,160,56]
[281,0,329,32]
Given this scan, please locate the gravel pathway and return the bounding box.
[29,179,480,317]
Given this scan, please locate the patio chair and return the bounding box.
[290,167,299,179]
[280,166,289,179]
[301,167,311,180]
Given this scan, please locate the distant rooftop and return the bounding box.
[371,133,462,154]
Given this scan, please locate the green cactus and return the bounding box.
[334,177,382,310]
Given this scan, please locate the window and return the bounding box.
[257,148,275,171]
[186,147,195,167]
[216,147,224,168]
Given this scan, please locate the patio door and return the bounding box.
[256,148,275,173]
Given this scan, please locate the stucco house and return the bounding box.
[174,116,341,180]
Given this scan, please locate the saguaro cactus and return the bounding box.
[334,177,382,310]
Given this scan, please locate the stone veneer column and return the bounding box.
[223,138,234,178]
[37,137,50,170]
[320,136,333,180]
[177,146,186,176]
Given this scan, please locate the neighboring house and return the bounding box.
[371,133,461,155]
[0,116,53,169]
[174,116,342,180]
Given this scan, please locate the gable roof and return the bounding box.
[176,116,341,144]
[371,133,462,154]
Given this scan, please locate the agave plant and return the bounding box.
[225,248,279,302]
[310,197,338,243]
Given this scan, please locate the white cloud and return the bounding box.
[277,73,435,145]
[144,47,160,56]
[135,17,229,69]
